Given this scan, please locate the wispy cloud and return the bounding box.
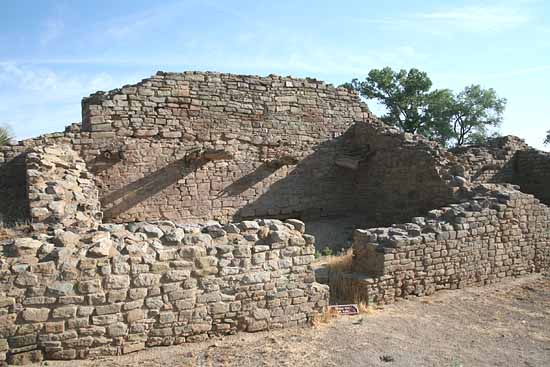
[357,3,532,34]
[416,5,530,32]
[0,62,139,138]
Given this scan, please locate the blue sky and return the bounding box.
[1,0,549,149]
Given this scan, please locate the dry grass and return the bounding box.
[311,306,339,327]
[325,248,354,273]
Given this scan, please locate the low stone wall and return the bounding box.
[0,219,328,364]
[26,145,102,232]
[514,149,550,205]
[331,184,550,304]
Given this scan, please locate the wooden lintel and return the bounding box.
[335,156,360,170]
[203,149,234,161]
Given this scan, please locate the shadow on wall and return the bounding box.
[233,132,360,222]
[101,158,206,220]
[0,154,29,224]
[513,150,550,205]
[216,162,281,198]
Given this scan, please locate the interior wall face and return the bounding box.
[350,122,456,226]
[513,149,550,206]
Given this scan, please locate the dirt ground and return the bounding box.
[38,275,550,367]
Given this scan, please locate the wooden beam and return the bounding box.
[335,156,360,170]
[202,149,234,161]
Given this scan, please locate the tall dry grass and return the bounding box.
[325,248,354,273]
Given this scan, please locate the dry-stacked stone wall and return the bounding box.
[80,71,372,223]
[1,73,372,225]
[0,218,328,364]
[0,128,82,225]
[331,184,550,304]
[452,136,529,183]
[350,121,460,225]
[26,145,102,232]
[514,149,550,205]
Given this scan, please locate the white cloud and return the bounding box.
[416,5,530,32]
[0,62,137,139]
[355,3,532,34]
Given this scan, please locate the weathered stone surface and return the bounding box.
[88,238,118,258]
[21,308,50,322]
[12,238,42,256]
[7,349,43,365]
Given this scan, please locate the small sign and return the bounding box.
[329,304,359,316]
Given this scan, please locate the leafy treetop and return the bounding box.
[344,67,506,147]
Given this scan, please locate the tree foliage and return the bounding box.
[344,67,506,146]
[545,130,550,146]
[0,125,12,146]
[451,85,506,146]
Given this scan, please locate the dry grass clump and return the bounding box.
[311,306,339,327]
[325,248,353,273]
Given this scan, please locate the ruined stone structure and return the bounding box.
[332,185,550,304]
[0,71,549,364]
[0,72,371,226]
[0,144,328,365]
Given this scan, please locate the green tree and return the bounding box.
[545,130,550,146]
[344,67,506,146]
[0,125,12,145]
[451,85,506,146]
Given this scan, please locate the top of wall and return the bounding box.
[81,71,371,138]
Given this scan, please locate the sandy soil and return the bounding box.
[38,275,550,367]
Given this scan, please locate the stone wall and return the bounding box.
[0,129,79,225]
[452,136,529,183]
[26,145,102,232]
[513,149,550,205]
[1,72,371,225]
[451,136,550,204]
[331,184,550,305]
[79,71,371,223]
[349,121,459,226]
[0,219,328,364]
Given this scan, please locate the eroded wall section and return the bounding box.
[26,145,102,231]
[514,149,550,205]
[350,121,459,226]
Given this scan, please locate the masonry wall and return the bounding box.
[0,72,371,225]
[513,149,550,205]
[0,129,79,225]
[80,71,371,223]
[350,121,458,226]
[451,136,529,183]
[331,184,550,305]
[26,145,102,232]
[0,218,328,364]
